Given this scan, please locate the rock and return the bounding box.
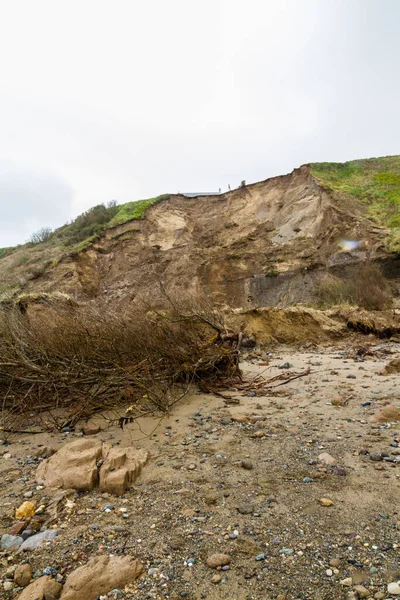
[370,452,386,461]
[82,424,101,436]
[59,555,143,600]
[241,459,253,470]
[375,593,385,600]
[3,581,14,591]
[388,582,400,595]
[10,521,27,536]
[1,534,23,551]
[340,577,353,586]
[36,439,148,496]
[354,585,370,598]
[211,574,222,584]
[380,358,400,375]
[206,554,231,569]
[319,497,334,506]
[99,444,149,496]
[18,529,58,552]
[36,439,102,492]
[237,504,254,515]
[14,564,32,587]
[370,406,400,423]
[16,576,63,600]
[16,502,36,520]
[318,452,336,465]
[329,558,340,567]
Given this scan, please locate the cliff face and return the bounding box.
[1,164,397,309]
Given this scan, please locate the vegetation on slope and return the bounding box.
[310,156,400,251]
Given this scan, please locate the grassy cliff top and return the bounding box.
[310,156,400,230]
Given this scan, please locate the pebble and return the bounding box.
[340,577,353,586]
[279,548,294,555]
[353,585,370,598]
[303,477,313,483]
[206,553,231,568]
[388,582,400,595]
[255,554,266,561]
[326,569,333,577]
[211,574,222,584]
[237,504,254,515]
[3,581,13,591]
[241,459,253,470]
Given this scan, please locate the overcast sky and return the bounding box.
[0,0,399,246]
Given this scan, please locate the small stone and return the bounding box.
[241,460,253,470]
[375,593,385,599]
[319,497,334,506]
[354,585,370,598]
[3,581,13,591]
[370,452,385,462]
[303,477,313,483]
[255,554,266,561]
[187,464,196,470]
[9,521,27,536]
[326,569,333,577]
[206,554,231,568]
[329,558,340,567]
[23,491,34,499]
[83,424,101,435]
[237,504,254,515]
[15,501,36,520]
[14,563,32,587]
[340,577,353,586]
[388,582,400,595]
[211,574,222,584]
[318,452,336,465]
[279,548,294,555]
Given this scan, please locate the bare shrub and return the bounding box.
[315,263,392,310]
[29,227,53,244]
[0,295,240,432]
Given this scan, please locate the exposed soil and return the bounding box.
[1,340,400,599]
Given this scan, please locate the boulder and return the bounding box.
[36,439,149,496]
[60,555,143,600]
[99,445,149,496]
[16,576,63,600]
[36,439,102,492]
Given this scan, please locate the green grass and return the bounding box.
[310,156,400,252]
[109,195,170,227]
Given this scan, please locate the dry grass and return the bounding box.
[0,294,240,433]
[315,263,392,310]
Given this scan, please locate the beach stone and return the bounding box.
[370,406,400,423]
[318,452,336,465]
[388,582,400,595]
[16,502,36,520]
[1,534,23,551]
[14,563,32,586]
[206,554,231,569]
[18,529,58,552]
[60,555,143,600]
[16,576,63,600]
[353,585,370,598]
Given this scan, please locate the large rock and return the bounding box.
[36,439,149,496]
[36,439,102,492]
[99,444,149,496]
[60,555,143,600]
[16,576,63,600]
